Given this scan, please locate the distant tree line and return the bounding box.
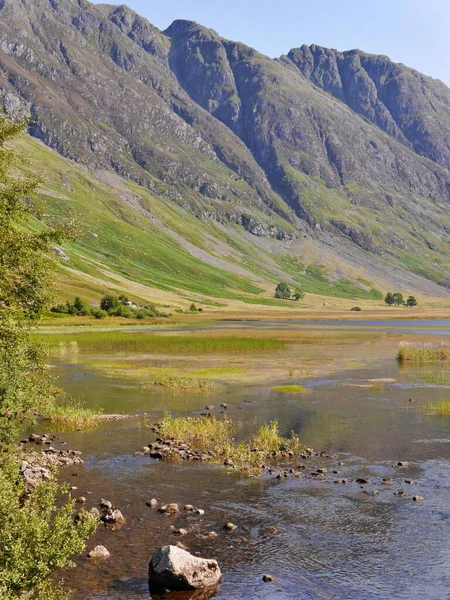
[384,292,417,307]
[51,294,170,319]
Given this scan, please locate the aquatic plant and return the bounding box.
[155,414,305,476]
[43,400,101,430]
[271,385,307,393]
[398,342,450,363]
[426,399,450,416]
[40,332,286,355]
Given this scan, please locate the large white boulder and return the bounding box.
[149,545,221,590]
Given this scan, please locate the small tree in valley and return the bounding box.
[293,287,305,301]
[392,292,404,306]
[275,282,291,299]
[406,295,417,307]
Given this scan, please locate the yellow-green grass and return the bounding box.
[156,415,305,476]
[271,384,307,393]
[88,361,216,392]
[426,399,450,416]
[42,401,100,431]
[398,342,450,363]
[39,332,287,355]
[186,367,244,379]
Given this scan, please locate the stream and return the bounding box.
[38,321,450,599]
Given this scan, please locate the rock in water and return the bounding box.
[149,545,221,590]
[88,545,110,559]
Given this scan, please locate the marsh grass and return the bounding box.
[271,385,307,393]
[404,371,448,385]
[43,400,100,430]
[156,414,305,476]
[426,399,450,416]
[90,361,216,392]
[40,332,286,355]
[398,342,450,363]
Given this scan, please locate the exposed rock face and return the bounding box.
[287,45,450,171]
[149,545,221,590]
[1,0,450,289]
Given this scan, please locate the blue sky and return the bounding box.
[93,0,450,85]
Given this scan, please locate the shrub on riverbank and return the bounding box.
[398,342,450,362]
[0,115,98,598]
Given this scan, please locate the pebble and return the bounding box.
[223,522,237,532]
[262,574,276,583]
[413,495,424,502]
[76,496,86,504]
[146,499,158,508]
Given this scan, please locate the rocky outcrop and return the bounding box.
[1,0,450,288]
[287,45,450,171]
[148,545,221,590]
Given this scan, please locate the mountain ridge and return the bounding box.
[1,0,450,301]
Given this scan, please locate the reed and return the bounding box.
[426,399,450,416]
[398,342,450,363]
[42,400,100,430]
[40,332,286,355]
[156,414,305,476]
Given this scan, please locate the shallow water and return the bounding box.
[39,326,450,600]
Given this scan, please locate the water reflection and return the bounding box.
[49,355,450,600]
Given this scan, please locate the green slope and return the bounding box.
[18,136,383,305]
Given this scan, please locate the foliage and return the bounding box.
[0,116,71,443]
[51,294,169,319]
[385,291,407,306]
[406,295,418,307]
[392,292,404,306]
[0,115,98,598]
[275,282,291,299]
[293,287,305,301]
[0,459,98,600]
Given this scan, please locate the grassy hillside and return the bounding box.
[16,136,387,309]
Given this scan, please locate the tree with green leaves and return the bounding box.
[384,292,394,306]
[293,287,305,301]
[392,292,404,306]
[0,115,97,599]
[275,282,291,299]
[100,294,120,312]
[406,295,418,307]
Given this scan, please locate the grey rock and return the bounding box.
[148,545,221,590]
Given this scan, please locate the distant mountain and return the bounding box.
[1,0,450,301]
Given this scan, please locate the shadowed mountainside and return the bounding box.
[1,0,450,301]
